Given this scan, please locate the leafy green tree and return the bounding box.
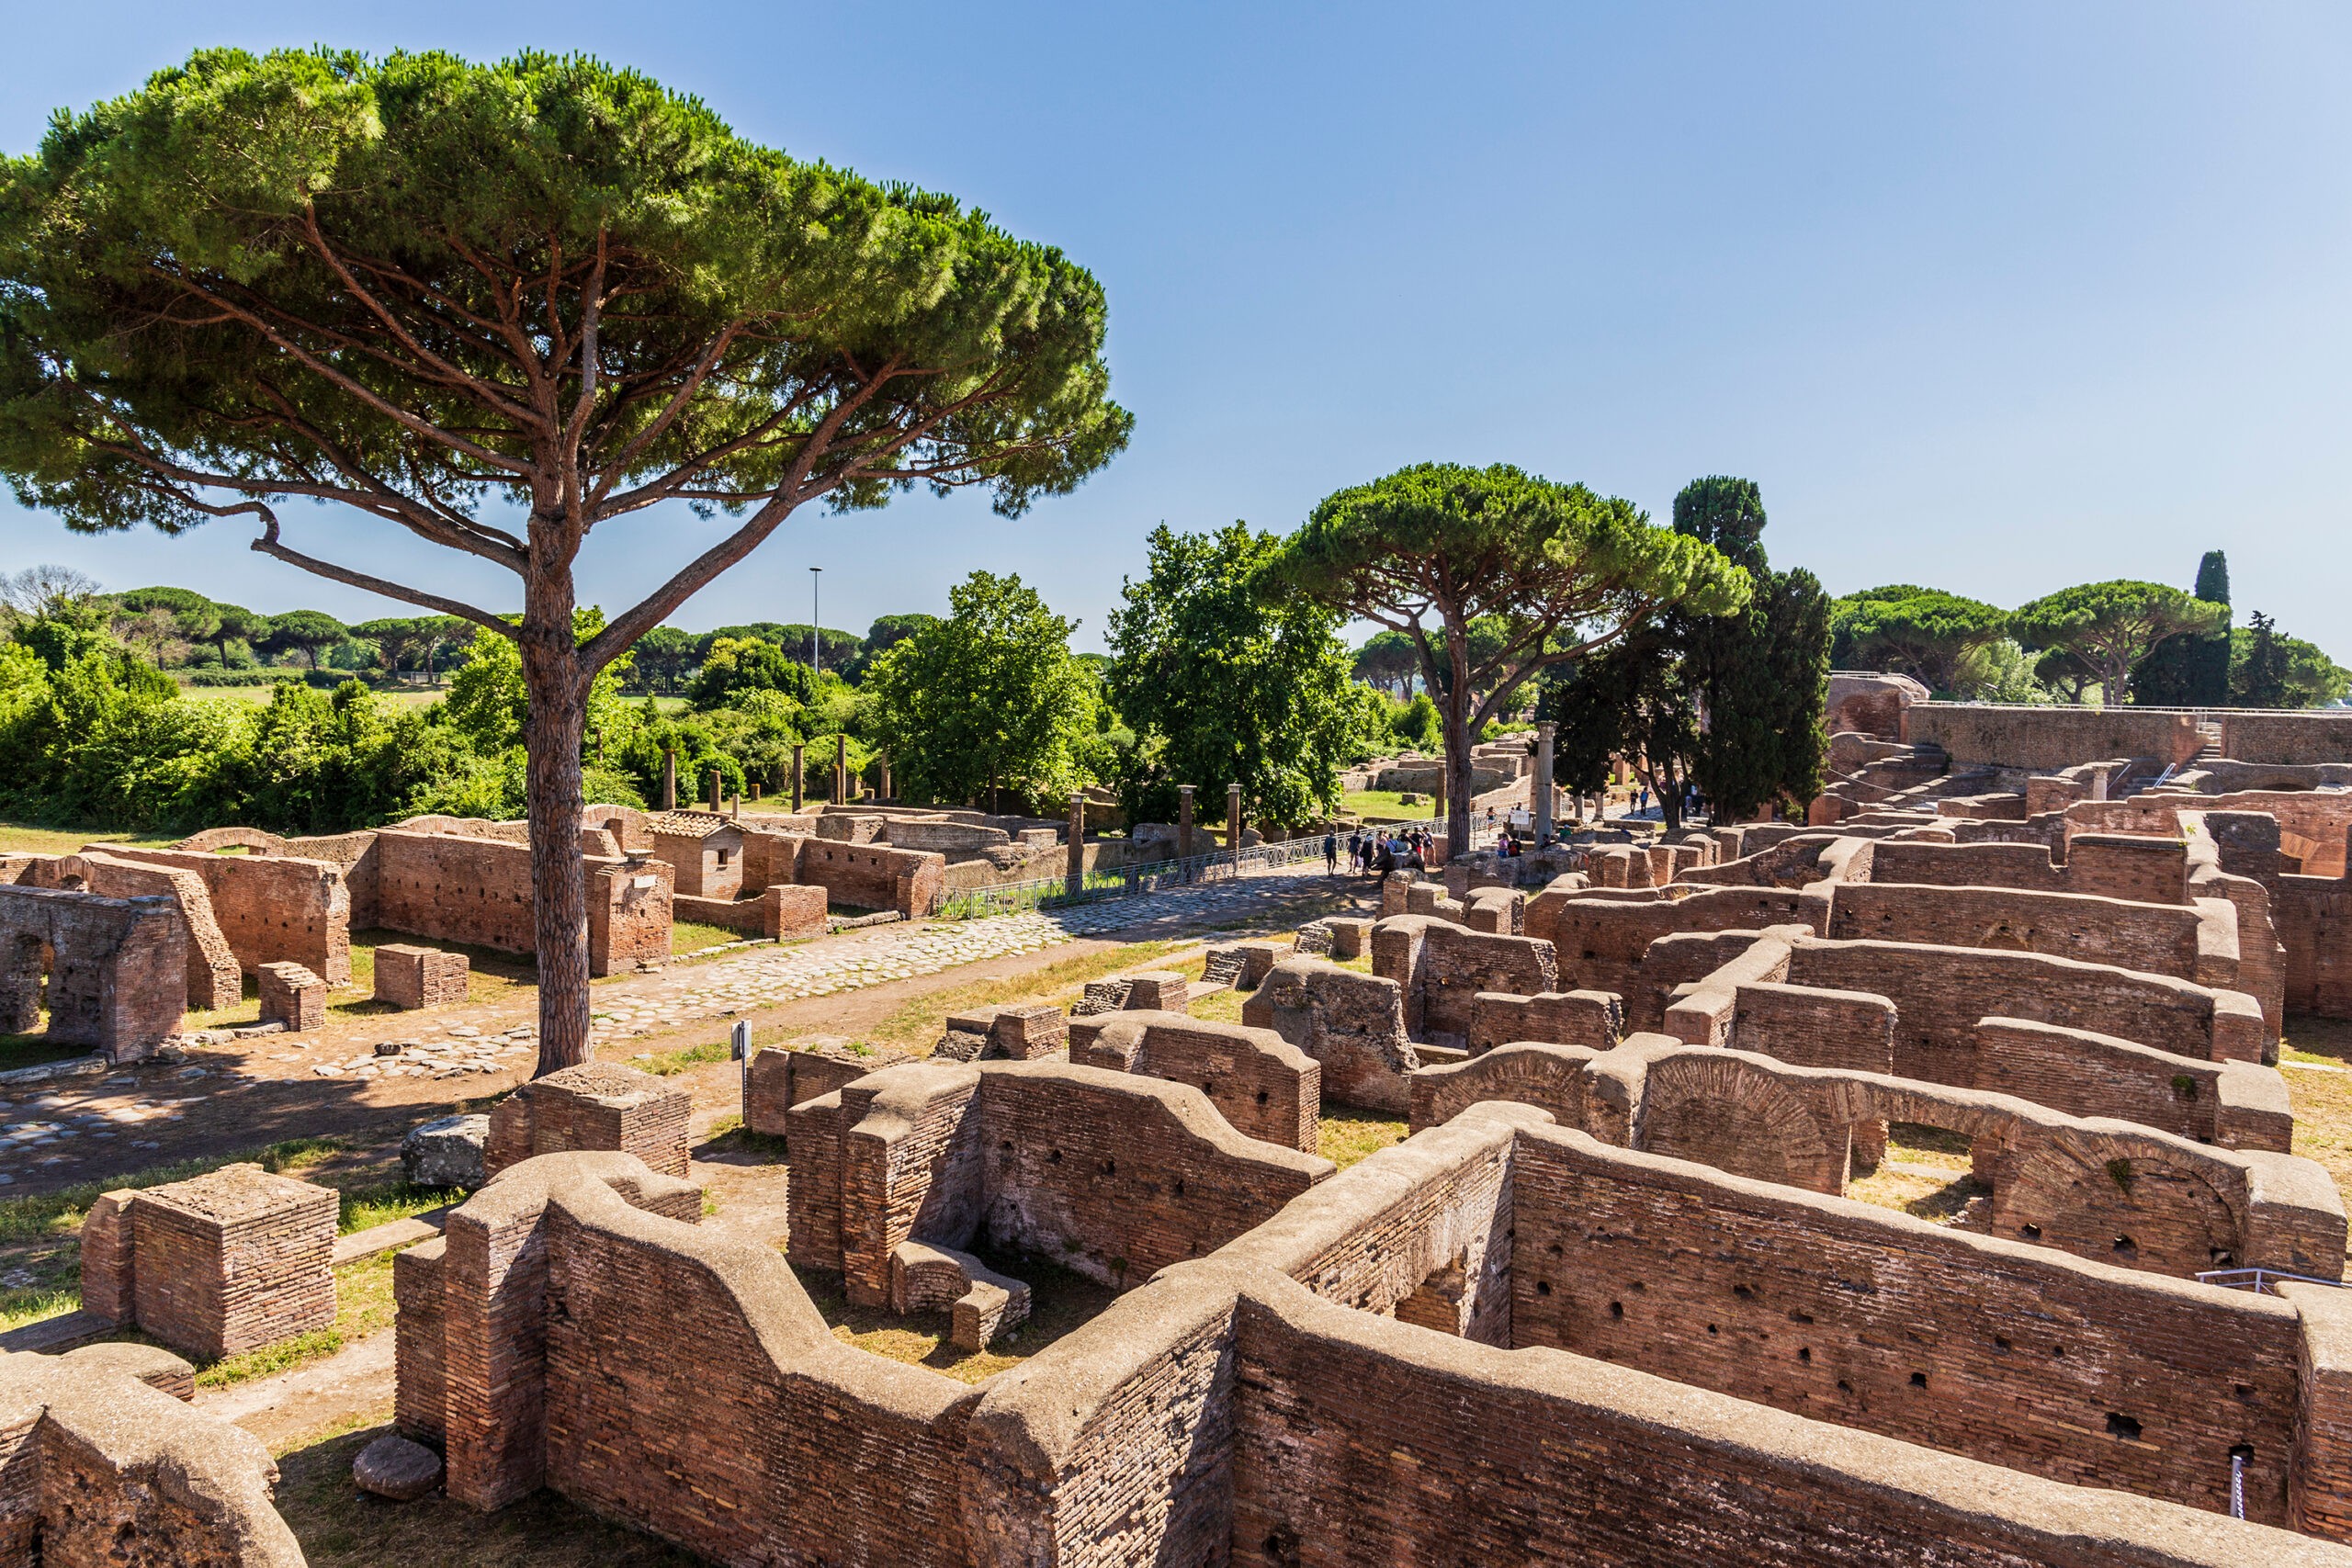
[2132,552,2233,706]
[262,610,349,671]
[352,616,431,678]
[2227,621,2352,708]
[627,626,698,694]
[1352,629,1419,696]
[208,603,269,669]
[117,586,223,660]
[1272,462,1746,853]
[689,635,817,708]
[1544,621,1695,825]
[1106,522,1360,832]
[1830,585,2012,695]
[1666,478,1829,820]
[865,571,1095,809]
[844,613,940,682]
[2011,581,2227,705]
[2233,613,2291,709]
[0,49,1127,1070]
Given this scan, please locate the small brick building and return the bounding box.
[646,811,746,899]
[484,1061,692,1179]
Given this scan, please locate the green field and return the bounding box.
[1341,788,1435,821]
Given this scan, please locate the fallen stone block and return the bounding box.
[354,1433,445,1501]
[403,1113,490,1190]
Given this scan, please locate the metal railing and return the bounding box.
[935,832,1339,920]
[2194,1267,2345,1295]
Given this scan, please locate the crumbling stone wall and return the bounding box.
[1072,1011,1321,1154]
[1827,882,2211,983]
[0,1347,306,1566]
[109,845,350,986]
[0,885,187,1061]
[1904,704,2204,771]
[48,851,242,1011]
[2219,713,2352,766]
[1243,958,1420,1113]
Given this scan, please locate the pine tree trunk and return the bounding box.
[1442,631,1473,868]
[520,598,592,1077]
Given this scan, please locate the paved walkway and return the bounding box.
[589,860,1356,1047]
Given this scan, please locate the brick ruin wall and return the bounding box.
[1903,703,2205,772]
[0,885,187,1060]
[2220,713,2352,767]
[11,850,243,1011]
[1242,959,1422,1114]
[1508,1123,2313,1525]
[109,844,351,986]
[787,1061,1330,1299]
[1536,886,1825,1028]
[782,834,945,918]
[1368,915,1558,1043]
[1071,1011,1321,1154]
[1826,881,2209,983]
[1971,1017,2293,1149]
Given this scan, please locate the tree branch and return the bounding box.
[247,507,514,637]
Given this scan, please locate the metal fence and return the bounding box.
[2193,1266,2346,1296]
[935,832,1339,920]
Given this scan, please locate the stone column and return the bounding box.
[660,749,676,811]
[1227,783,1244,871]
[1533,721,1556,843]
[1066,793,1085,897]
[834,735,848,803]
[878,754,892,801]
[790,745,805,812]
[708,768,722,813]
[1178,785,1195,869]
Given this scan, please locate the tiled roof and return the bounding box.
[645,810,740,839]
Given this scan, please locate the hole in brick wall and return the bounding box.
[1788,1311,1813,1325]
[2112,1235,2137,1258]
[2235,1384,2255,1401]
[2106,1413,2143,1440]
[1047,1149,1061,1165]
[1547,1242,1563,1257]
[1535,1280,1552,1297]
[1582,950,1598,961]
[1732,1284,1755,1301]
[2020,1224,2041,1241]
[1101,1159,1116,1177]
[2211,1248,2235,1267]
[2052,1344,2067,1359]
[1609,1301,1623,1318]
[1838,1380,1853,1393]
[2231,1442,2255,1464]
[1631,1280,1645,1292]
[1994,1336,2012,1351]
[1256,1089,1270,1105]
[1173,1180,1185,1198]
[1798,1348,1812,1363]
[1706,1324,1718,1336]
[1909,1372,1928,1388]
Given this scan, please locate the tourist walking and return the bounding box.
[1323,831,1339,875]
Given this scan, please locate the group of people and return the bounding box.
[1324,827,1437,876]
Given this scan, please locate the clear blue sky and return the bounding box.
[3,2,2346,655]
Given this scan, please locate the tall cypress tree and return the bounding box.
[2132,550,2232,705]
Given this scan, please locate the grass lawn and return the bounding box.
[671,918,743,956]
[1843,1122,1988,1222]
[0,819,178,857]
[175,682,446,710]
[2281,1014,2352,1218]
[1342,788,1434,821]
[1318,1107,1408,1168]
[179,931,534,1032]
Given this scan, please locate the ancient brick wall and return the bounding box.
[394,1237,446,1445]
[1905,704,2204,771]
[369,829,539,953]
[2220,713,2352,766]
[1408,1043,1603,1136]
[1509,1125,2307,1523]
[1073,1012,1321,1154]
[0,886,187,1061]
[1728,980,1896,1072]
[588,857,673,976]
[1466,987,1621,1054]
[1534,887,1823,1028]
[1827,882,2204,979]
[2277,876,2352,1016]
[787,836,946,918]
[1781,937,2253,1083]
[485,1063,691,1179]
[109,844,350,985]
[837,1066,986,1305]
[63,852,241,1010]
[1970,1018,2293,1149]
[95,1164,338,1360]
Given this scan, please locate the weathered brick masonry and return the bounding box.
[0,884,186,1060]
[1071,1010,1321,1153]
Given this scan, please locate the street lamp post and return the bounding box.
[808,566,822,676]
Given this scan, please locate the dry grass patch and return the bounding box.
[1318,1107,1407,1169]
[2282,1013,2352,1216]
[0,820,176,856]
[863,941,1189,1053]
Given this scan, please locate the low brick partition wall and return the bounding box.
[80,1162,338,1359]
[1369,914,1558,1044]
[742,1041,914,1139]
[1465,988,1622,1055]
[786,1059,1331,1303]
[1403,1035,2341,1283]
[109,843,352,985]
[257,960,325,1031]
[0,1346,307,1564]
[1904,703,2204,772]
[672,881,829,940]
[1826,882,2216,987]
[1972,1017,2293,1150]
[373,942,469,1009]
[1071,1010,1321,1153]
[1529,884,1826,1029]
[484,1062,691,1179]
